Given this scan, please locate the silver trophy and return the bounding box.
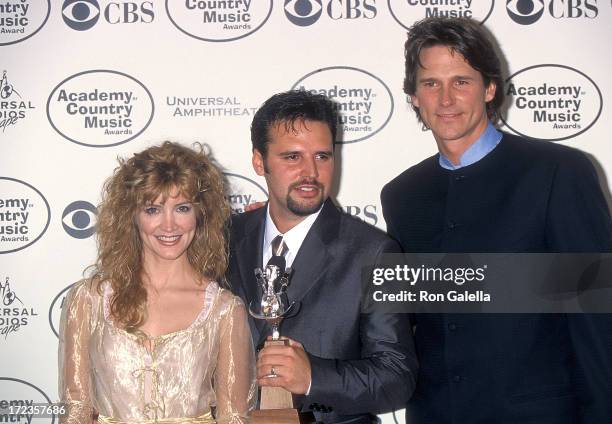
[249,263,310,421]
[249,262,294,340]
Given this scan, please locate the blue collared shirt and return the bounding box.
[438,122,502,170]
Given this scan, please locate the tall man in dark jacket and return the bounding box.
[229,90,417,423]
[381,17,612,424]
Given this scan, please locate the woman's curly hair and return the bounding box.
[90,141,230,331]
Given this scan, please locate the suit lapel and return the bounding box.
[235,207,266,344]
[286,199,339,307]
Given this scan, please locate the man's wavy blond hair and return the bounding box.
[90,141,230,331]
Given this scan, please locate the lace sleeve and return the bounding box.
[58,281,95,424]
[214,297,257,424]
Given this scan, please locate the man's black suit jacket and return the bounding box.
[381,133,612,424]
[228,199,418,424]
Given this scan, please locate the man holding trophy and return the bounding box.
[229,90,417,423]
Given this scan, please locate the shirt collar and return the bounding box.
[438,121,502,170]
[263,204,323,268]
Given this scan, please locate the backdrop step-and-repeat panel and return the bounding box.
[1,1,610,423]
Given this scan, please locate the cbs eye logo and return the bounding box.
[284,0,323,26]
[506,0,544,24]
[62,0,100,31]
[62,201,97,239]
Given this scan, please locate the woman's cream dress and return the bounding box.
[58,280,256,424]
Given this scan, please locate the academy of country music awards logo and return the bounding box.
[165,0,273,42]
[505,0,599,25]
[502,64,602,141]
[46,70,154,148]
[0,278,39,340]
[0,71,35,133]
[224,173,268,214]
[292,66,393,144]
[0,378,54,424]
[0,178,50,254]
[387,0,494,29]
[48,283,73,338]
[0,0,50,45]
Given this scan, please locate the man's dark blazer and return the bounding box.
[381,132,612,424]
[228,199,418,424]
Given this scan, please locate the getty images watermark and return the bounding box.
[361,253,612,313]
[372,262,489,303]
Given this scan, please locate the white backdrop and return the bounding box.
[1,1,611,423]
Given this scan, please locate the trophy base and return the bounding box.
[260,339,293,409]
[251,409,315,424]
[261,383,294,409]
